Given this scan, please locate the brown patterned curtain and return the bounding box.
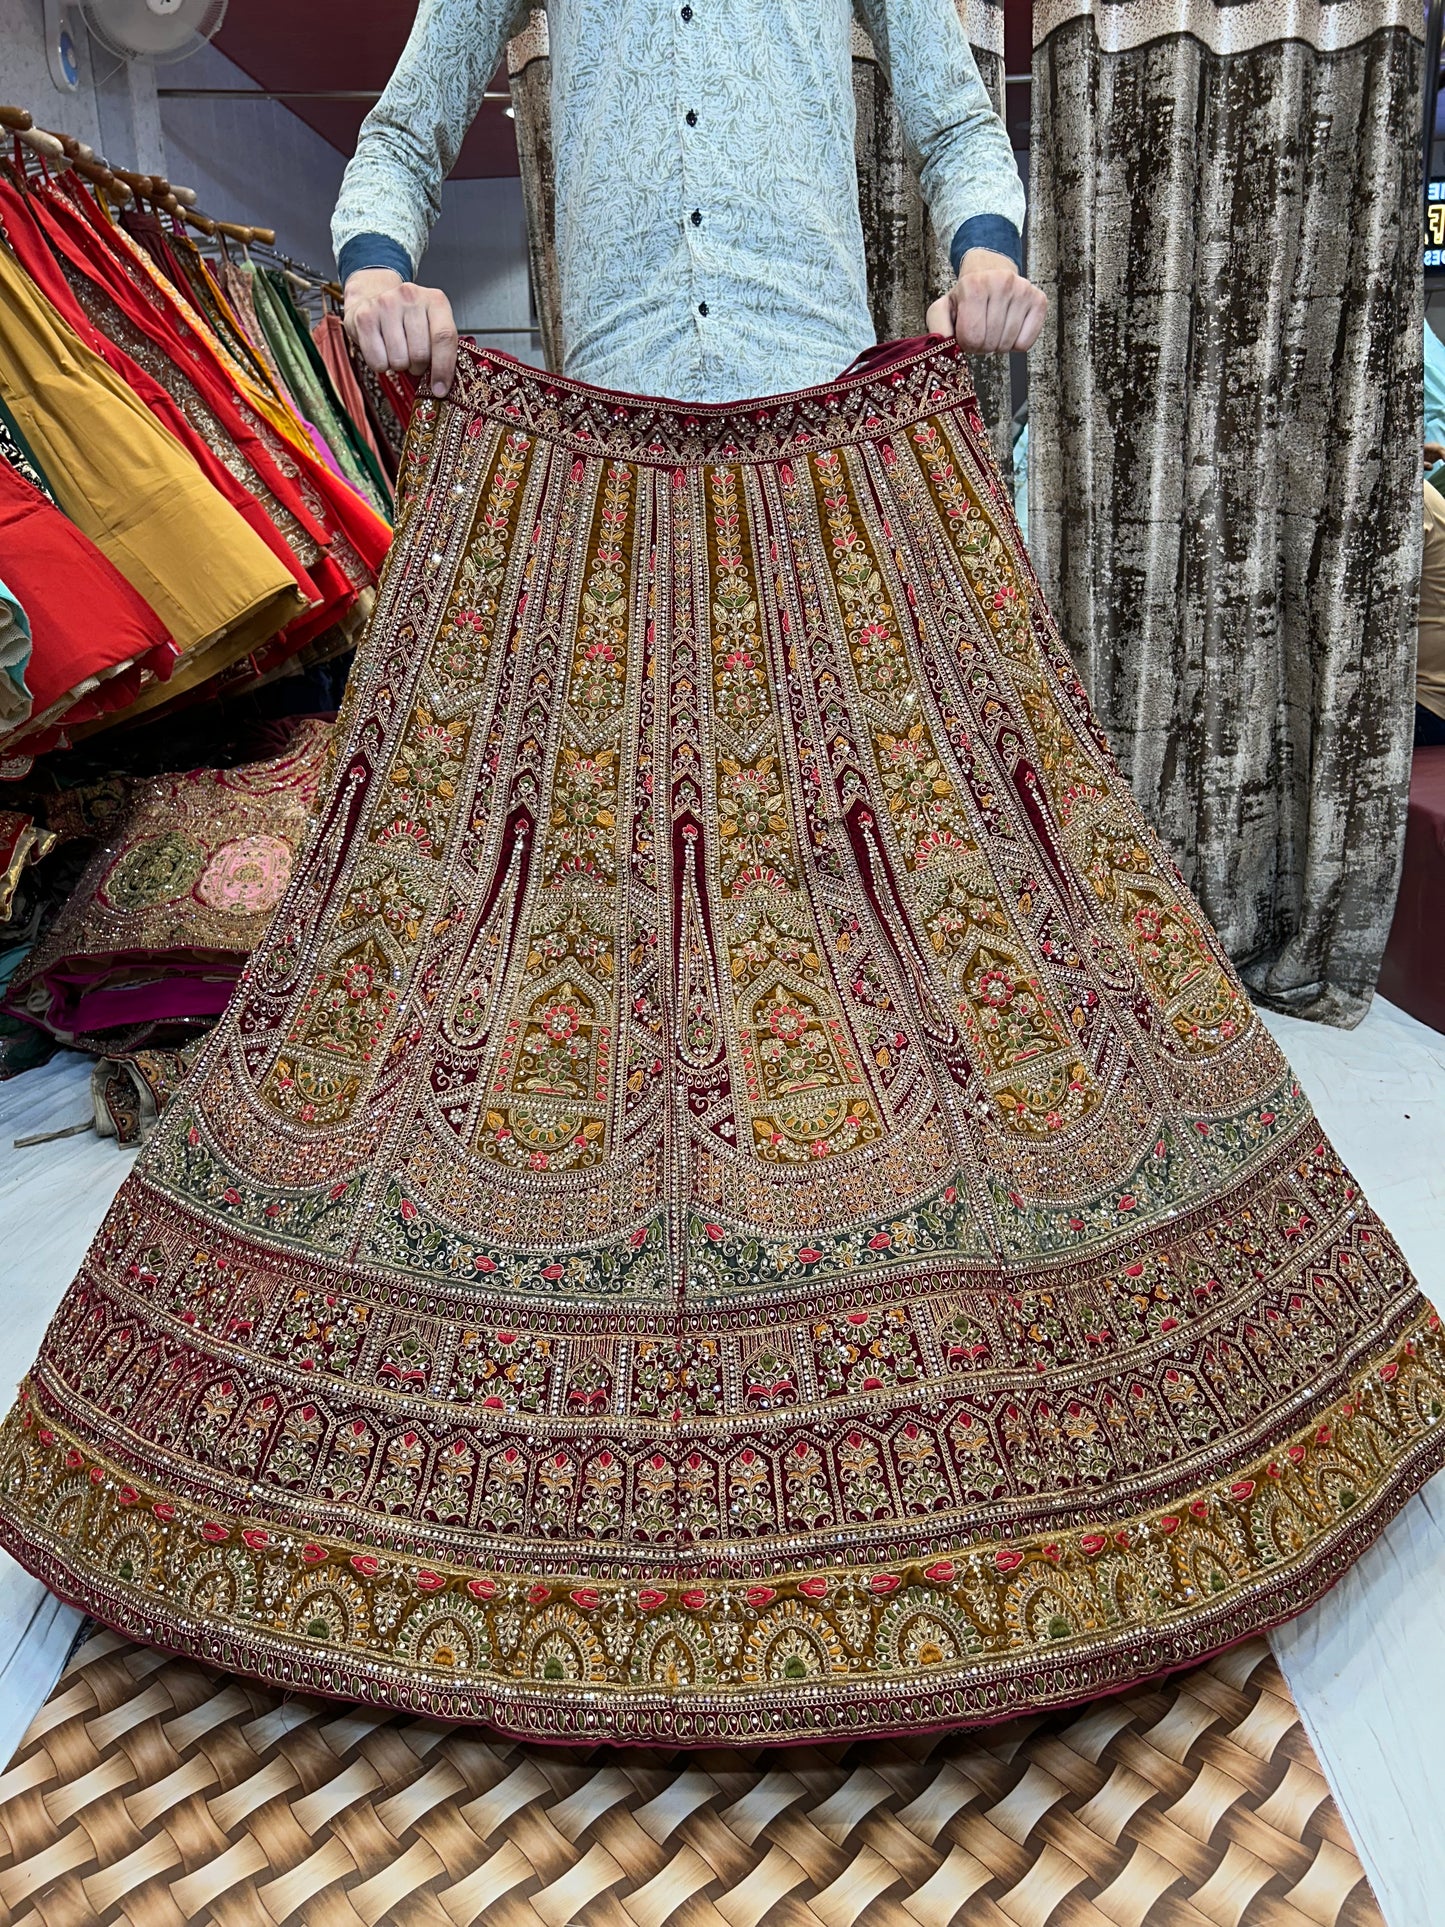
[505,2,1016,473]
[852,0,1015,479]
[506,13,563,378]
[1028,0,1424,1027]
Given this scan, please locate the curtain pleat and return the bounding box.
[1029,7,1423,1024]
[506,12,564,376]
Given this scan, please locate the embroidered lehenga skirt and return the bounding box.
[3,335,1441,1743]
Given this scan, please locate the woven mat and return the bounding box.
[0,1630,1383,1927]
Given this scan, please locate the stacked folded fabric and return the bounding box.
[5,716,332,1050]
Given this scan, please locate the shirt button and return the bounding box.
[690,209,702,226]
[680,4,692,16]
[686,109,698,126]
[698,301,709,316]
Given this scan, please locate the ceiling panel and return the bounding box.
[213,3,518,178]
[211,0,1033,180]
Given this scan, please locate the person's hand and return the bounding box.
[926,248,1047,354]
[1426,441,1445,468]
[343,268,460,398]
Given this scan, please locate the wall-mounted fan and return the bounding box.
[44,0,83,90]
[81,0,227,65]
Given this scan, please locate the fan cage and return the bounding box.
[80,0,228,66]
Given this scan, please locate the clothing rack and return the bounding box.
[0,99,542,352]
[0,103,287,260]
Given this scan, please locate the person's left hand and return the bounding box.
[927,247,1047,354]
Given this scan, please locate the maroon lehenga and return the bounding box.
[0,334,1439,1743]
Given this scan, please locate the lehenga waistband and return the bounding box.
[442,330,979,468]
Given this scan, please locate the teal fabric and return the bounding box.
[1425,318,1445,447]
[0,395,58,506]
[0,575,32,726]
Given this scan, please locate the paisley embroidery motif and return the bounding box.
[0,336,1439,1744]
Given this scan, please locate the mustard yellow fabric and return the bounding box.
[0,245,305,661]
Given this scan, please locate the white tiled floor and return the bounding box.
[0,1003,1441,1918]
[1257,999,1445,1927]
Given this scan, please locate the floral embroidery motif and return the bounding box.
[0,337,1439,1744]
[197,834,295,916]
[9,720,332,1045]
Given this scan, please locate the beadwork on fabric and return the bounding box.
[1,334,1440,1743]
[6,717,334,1045]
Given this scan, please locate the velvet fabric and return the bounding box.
[1027,0,1424,1026]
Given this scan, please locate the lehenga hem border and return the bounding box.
[2,1309,1441,1746]
[1,1425,1437,1748]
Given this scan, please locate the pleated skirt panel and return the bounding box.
[0,335,1439,1743]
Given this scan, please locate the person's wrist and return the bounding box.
[337,232,414,286]
[949,215,1022,278]
[345,266,404,298]
[959,246,1019,278]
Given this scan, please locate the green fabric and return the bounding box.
[176,246,273,390]
[243,265,391,520]
[265,275,395,514]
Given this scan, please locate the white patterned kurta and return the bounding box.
[332,0,1025,401]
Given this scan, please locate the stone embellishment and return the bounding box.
[5,1310,1443,1738]
[0,334,1440,1743]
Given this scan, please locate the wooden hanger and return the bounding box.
[50,130,135,202]
[2,101,277,256]
[0,106,66,164]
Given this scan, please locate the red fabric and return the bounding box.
[0,457,175,743]
[118,202,193,292]
[15,174,373,658]
[0,176,323,614]
[1379,748,1445,1034]
[61,182,392,579]
[375,366,417,432]
[32,176,386,657]
[839,333,947,380]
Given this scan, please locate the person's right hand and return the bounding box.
[343,269,459,398]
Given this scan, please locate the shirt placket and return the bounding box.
[673,0,713,351]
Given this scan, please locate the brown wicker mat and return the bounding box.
[0,1631,1383,1927]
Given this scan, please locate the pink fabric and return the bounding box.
[58,967,239,1035]
[312,311,388,471]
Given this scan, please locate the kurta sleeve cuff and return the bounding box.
[949,215,1022,276]
[337,234,416,285]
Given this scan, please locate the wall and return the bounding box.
[0,0,163,172]
[3,6,539,363]
[157,41,346,272]
[160,48,540,360]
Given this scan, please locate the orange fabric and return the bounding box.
[313,312,388,472]
[0,246,305,663]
